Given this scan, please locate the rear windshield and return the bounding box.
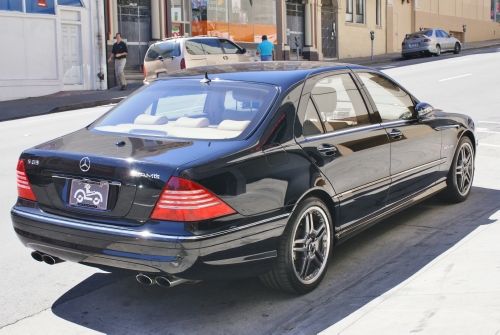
[145,41,181,62]
[407,30,432,39]
[90,80,278,140]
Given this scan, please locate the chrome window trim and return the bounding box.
[302,123,384,142]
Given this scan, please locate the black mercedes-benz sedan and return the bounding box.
[12,62,476,294]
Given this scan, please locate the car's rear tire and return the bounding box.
[259,197,333,294]
[453,42,461,54]
[439,136,474,203]
[434,45,441,56]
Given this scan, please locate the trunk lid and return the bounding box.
[22,128,237,225]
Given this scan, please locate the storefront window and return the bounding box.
[0,0,23,11]
[172,0,183,21]
[192,0,276,43]
[492,0,500,22]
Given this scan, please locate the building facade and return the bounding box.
[0,0,107,101]
[388,0,500,53]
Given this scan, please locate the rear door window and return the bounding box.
[185,39,205,55]
[198,39,224,54]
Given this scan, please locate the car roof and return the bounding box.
[157,62,373,87]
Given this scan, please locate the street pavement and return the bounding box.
[1,45,500,334]
[0,38,499,122]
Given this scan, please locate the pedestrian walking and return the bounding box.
[108,33,128,91]
[256,35,274,61]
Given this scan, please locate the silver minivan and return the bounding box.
[143,36,255,83]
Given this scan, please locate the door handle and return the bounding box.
[317,144,338,156]
[389,129,403,140]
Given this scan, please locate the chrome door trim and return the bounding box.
[302,123,386,143]
[203,250,277,265]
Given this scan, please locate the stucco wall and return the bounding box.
[386,0,413,53]
[337,0,387,58]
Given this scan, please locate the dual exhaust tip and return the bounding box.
[136,273,189,288]
[31,251,64,265]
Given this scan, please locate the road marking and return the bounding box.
[479,143,500,148]
[478,121,500,124]
[379,65,395,69]
[438,74,472,82]
[447,58,470,63]
[476,130,500,134]
[22,107,113,123]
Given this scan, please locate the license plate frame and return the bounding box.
[69,179,109,211]
[409,43,418,48]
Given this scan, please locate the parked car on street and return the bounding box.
[402,29,462,58]
[12,62,476,294]
[142,36,255,83]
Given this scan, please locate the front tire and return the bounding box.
[453,42,461,54]
[440,137,474,203]
[259,197,333,294]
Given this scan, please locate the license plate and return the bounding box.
[69,179,109,210]
[409,43,418,48]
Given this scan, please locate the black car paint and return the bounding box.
[11,62,476,282]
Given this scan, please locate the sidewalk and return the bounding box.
[1,38,499,123]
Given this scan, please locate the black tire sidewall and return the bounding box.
[446,137,474,202]
[282,197,333,294]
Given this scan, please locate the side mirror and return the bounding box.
[449,33,453,37]
[415,102,435,118]
[241,47,246,54]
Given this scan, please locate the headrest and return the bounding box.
[232,89,263,102]
[134,114,169,125]
[218,120,251,131]
[173,117,210,128]
[311,86,337,113]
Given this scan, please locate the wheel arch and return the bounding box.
[460,130,476,154]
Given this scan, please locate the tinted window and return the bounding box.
[440,30,449,38]
[436,30,445,38]
[198,39,224,55]
[220,40,242,54]
[145,41,181,62]
[358,73,414,122]
[90,80,278,140]
[185,40,205,55]
[311,73,371,132]
[426,30,433,37]
[303,98,324,136]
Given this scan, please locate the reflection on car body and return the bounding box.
[12,62,476,294]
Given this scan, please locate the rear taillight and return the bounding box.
[150,177,236,222]
[180,58,186,70]
[142,64,146,78]
[16,159,37,201]
[423,39,431,42]
[402,41,406,46]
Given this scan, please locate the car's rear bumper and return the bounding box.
[11,201,289,280]
[402,45,433,56]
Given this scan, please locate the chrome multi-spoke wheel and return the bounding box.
[440,136,475,203]
[259,197,333,293]
[291,206,330,284]
[455,142,474,196]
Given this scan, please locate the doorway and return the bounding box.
[286,0,304,56]
[117,0,152,71]
[321,5,337,59]
[61,24,83,87]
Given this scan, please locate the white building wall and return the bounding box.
[0,0,107,102]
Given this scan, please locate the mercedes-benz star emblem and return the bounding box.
[80,157,91,172]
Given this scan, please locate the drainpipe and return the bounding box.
[96,0,107,90]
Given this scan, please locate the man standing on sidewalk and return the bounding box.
[108,33,128,91]
[256,35,274,61]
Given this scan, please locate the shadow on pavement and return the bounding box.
[51,186,500,335]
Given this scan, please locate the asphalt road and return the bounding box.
[1,47,500,334]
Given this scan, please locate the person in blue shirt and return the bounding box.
[256,35,274,61]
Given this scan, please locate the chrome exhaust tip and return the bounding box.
[41,254,64,265]
[136,273,154,285]
[31,251,43,262]
[155,275,189,288]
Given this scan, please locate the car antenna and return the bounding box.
[200,72,211,85]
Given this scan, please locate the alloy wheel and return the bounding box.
[291,206,331,284]
[456,142,474,196]
[435,45,441,56]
